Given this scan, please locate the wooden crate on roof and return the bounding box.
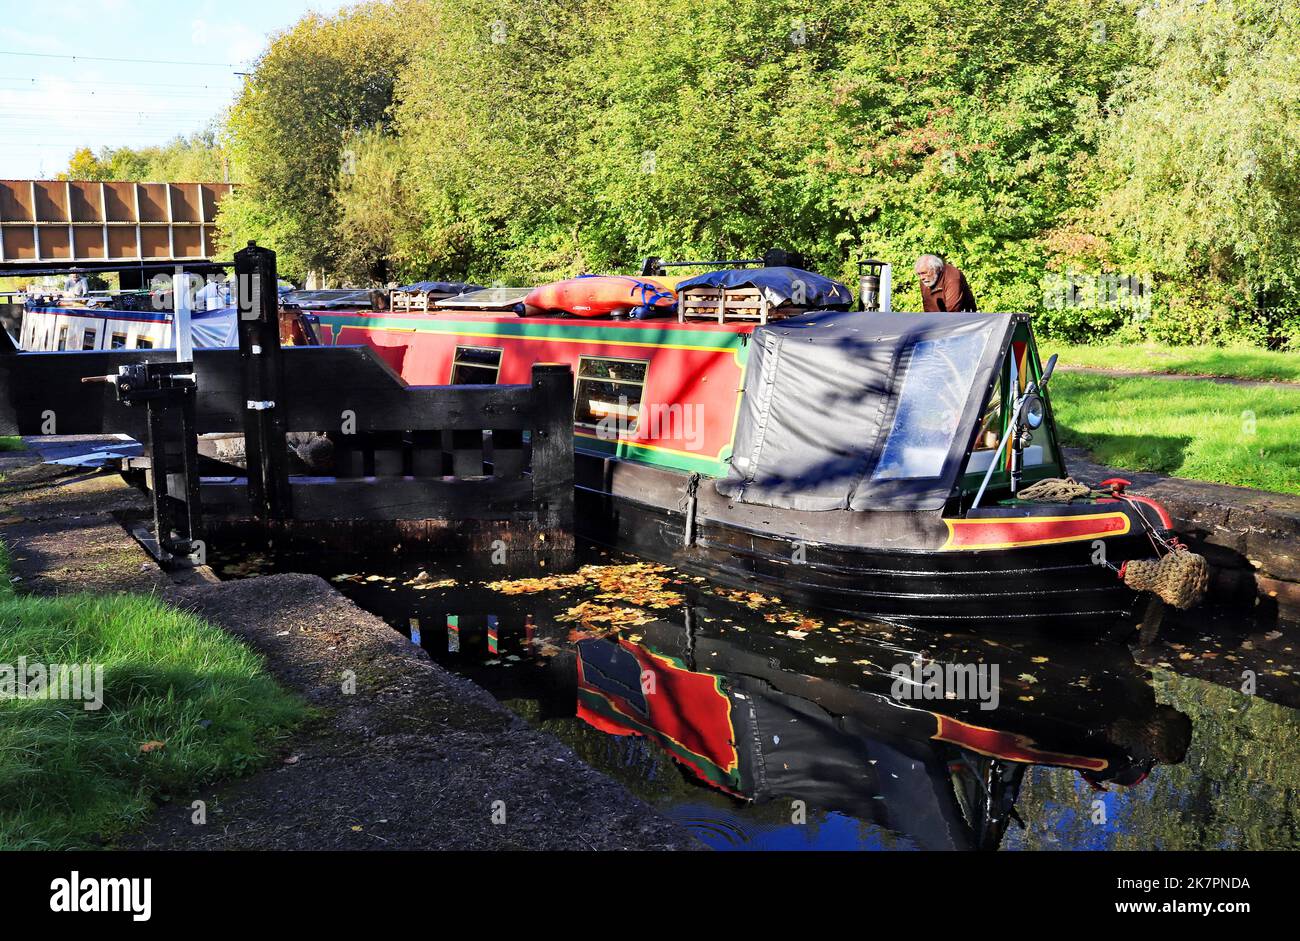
[390,289,431,313]
[677,284,807,325]
[391,286,468,313]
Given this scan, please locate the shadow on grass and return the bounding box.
[1055,428,1194,476]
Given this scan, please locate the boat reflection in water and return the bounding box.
[458,604,1192,851]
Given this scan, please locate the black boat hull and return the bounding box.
[574,457,1154,631]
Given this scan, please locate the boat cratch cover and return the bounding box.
[717,310,1012,512]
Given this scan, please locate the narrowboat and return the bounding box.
[299,270,1196,629]
[17,285,365,353]
[19,296,237,352]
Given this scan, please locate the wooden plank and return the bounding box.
[0,347,540,437]
[529,363,575,534]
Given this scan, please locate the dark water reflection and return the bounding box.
[215,548,1300,851]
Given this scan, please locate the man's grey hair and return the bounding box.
[916,254,945,273]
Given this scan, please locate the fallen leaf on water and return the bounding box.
[404,576,456,589]
[486,572,587,594]
[556,601,654,628]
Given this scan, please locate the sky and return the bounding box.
[0,0,351,178]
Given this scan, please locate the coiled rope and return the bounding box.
[1015,476,1093,503]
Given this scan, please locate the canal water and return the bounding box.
[214,547,1300,851]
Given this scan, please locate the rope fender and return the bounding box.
[1012,476,1208,609]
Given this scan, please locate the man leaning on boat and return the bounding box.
[915,254,978,312]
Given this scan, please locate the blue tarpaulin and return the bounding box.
[673,266,853,310]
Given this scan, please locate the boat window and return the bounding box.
[451,346,502,384]
[574,356,649,434]
[81,328,98,350]
[136,336,154,350]
[872,331,989,480]
[56,326,68,351]
[110,332,128,349]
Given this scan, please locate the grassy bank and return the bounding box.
[0,543,305,849]
[0,438,23,452]
[1050,342,1300,383]
[1052,372,1300,495]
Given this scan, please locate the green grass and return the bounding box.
[0,543,306,849]
[1052,372,1300,494]
[0,438,23,453]
[1049,342,1300,383]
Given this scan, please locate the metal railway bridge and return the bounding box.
[0,179,233,284]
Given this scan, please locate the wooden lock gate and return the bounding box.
[0,242,576,570]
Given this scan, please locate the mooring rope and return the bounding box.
[1015,476,1093,503]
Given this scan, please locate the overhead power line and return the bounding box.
[0,50,238,68]
[0,75,236,90]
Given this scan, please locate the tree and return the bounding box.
[392,0,599,282]
[1089,0,1300,345]
[391,0,1138,303]
[57,131,228,183]
[334,129,426,284]
[218,0,431,282]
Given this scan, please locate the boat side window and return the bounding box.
[451,346,502,384]
[574,356,649,433]
[81,328,98,350]
[136,336,154,350]
[110,332,128,350]
[872,330,988,480]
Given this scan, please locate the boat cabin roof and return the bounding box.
[717,309,1049,512]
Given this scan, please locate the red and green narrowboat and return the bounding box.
[300,291,1192,630]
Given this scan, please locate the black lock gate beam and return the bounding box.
[235,241,292,521]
